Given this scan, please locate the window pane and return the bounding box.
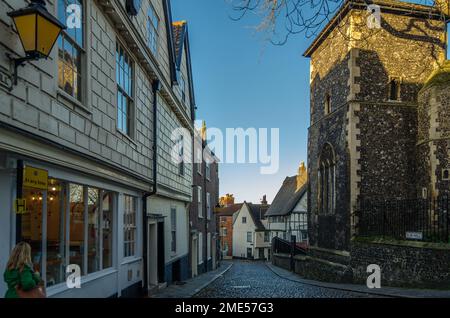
[20,187,44,276]
[87,188,100,274]
[102,192,113,269]
[69,184,84,274]
[123,195,136,258]
[46,179,66,287]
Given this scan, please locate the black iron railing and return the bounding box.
[355,195,450,243]
[272,236,307,255]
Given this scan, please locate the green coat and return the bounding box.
[3,265,41,298]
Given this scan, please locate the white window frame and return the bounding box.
[170,207,177,253]
[198,186,203,218]
[247,232,252,243]
[207,232,211,260]
[123,195,137,258]
[206,192,211,220]
[198,232,203,265]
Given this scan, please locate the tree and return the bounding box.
[228,0,449,46]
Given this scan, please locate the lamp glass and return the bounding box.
[13,13,37,53]
[37,13,62,56]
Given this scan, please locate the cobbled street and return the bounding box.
[195,260,377,298]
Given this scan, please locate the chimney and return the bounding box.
[200,120,207,141]
[260,195,268,205]
[435,0,449,16]
[219,193,235,207]
[296,161,307,191]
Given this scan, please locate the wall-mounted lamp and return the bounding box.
[6,0,66,89]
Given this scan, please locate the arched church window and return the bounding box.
[318,143,336,215]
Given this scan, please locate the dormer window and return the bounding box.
[324,93,331,115]
[388,77,401,101]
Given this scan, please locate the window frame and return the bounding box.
[170,207,177,253]
[242,216,247,224]
[146,4,159,57]
[116,40,135,138]
[206,192,211,220]
[247,232,253,243]
[57,0,87,105]
[198,186,203,218]
[123,195,137,258]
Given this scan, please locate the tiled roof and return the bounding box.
[172,21,186,70]
[247,203,269,231]
[265,176,307,217]
[216,203,243,216]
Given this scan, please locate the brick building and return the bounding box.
[188,122,220,277]
[216,198,243,259]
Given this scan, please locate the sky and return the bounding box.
[171,0,314,204]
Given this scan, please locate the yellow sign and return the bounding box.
[14,199,27,214]
[23,166,48,190]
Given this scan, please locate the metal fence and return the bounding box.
[355,195,450,243]
[272,236,307,255]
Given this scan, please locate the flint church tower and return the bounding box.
[305,0,448,252]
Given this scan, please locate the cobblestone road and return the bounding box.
[195,260,377,298]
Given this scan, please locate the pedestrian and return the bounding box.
[3,242,45,298]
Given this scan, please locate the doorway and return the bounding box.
[147,222,158,288]
[191,236,198,277]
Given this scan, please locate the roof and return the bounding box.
[303,0,446,58]
[216,203,243,216]
[172,21,187,70]
[247,203,270,231]
[265,177,308,217]
[423,60,450,90]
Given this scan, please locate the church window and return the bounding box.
[324,93,331,115]
[318,143,336,215]
[388,77,401,101]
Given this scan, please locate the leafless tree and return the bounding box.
[228,0,448,46]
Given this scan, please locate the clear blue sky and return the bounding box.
[172,0,313,204]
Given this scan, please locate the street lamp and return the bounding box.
[7,0,66,87]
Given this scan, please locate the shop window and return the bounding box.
[69,184,85,274]
[19,176,116,288]
[20,187,44,276]
[57,0,84,102]
[102,192,114,269]
[123,195,137,258]
[46,179,66,287]
[87,188,100,274]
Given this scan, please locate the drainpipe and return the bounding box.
[142,79,161,295]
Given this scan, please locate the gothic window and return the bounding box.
[388,77,400,101]
[318,143,336,215]
[324,93,331,115]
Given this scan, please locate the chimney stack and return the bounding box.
[261,195,268,205]
[296,161,307,191]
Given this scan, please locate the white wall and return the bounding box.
[232,204,256,258]
[148,196,189,264]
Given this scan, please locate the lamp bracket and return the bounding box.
[5,53,39,91]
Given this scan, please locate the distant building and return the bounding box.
[189,122,220,277]
[265,162,308,246]
[216,201,243,259]
[232,198,270,260]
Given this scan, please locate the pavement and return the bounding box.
[266,262,450,298]
[151,261,233,298]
